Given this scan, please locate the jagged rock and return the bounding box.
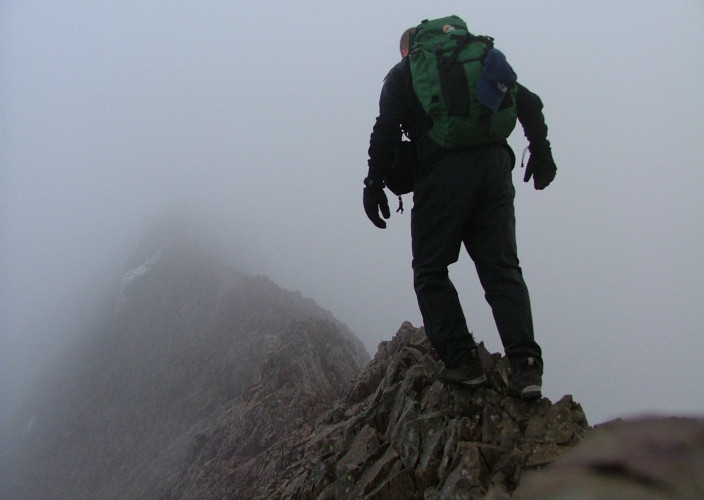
[245,322,591,499]
[153,317,368,500]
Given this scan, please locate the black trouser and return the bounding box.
[411,144,542,370]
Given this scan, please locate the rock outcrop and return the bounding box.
[231,322,590,499]
[150,317,371,499]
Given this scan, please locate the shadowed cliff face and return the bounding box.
[0,226,369,500]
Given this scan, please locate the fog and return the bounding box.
[2,1,703,426]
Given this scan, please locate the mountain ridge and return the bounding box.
[1,227,369,499]
[6,213,698,499]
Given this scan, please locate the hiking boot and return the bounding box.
[509,357,542,400]
[435,349,487,389]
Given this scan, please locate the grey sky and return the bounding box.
[2,1,703,426]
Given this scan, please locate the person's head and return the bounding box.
[399,27,415,58]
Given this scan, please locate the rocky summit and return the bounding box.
[234,322,590,499]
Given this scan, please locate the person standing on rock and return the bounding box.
[363,16,557,400]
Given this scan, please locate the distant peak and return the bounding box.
[123,204,203,271]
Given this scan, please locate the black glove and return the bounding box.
[363,178,390,229]
[523,143,557,190]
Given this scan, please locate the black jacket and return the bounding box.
[367,57,549,182]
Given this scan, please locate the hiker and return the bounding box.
[363,17,557,399]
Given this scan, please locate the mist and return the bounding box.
[2,1,703,426]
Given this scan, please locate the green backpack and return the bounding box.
[409,16,518,149]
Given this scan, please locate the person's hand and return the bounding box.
[524,144,557,190]
[363,178,390,228]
